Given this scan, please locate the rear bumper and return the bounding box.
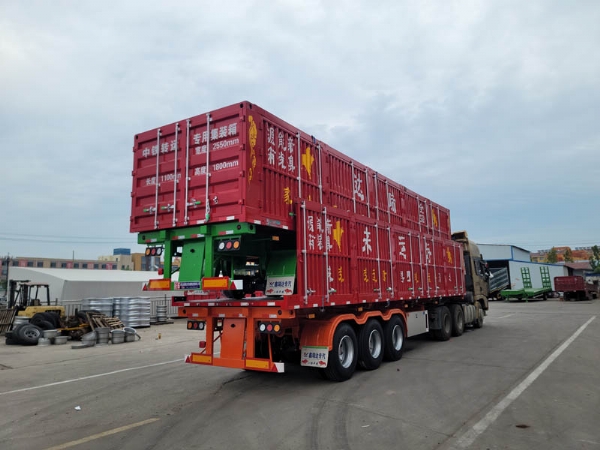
[185,353,285,373]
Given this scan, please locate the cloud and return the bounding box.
[1,0,599,260]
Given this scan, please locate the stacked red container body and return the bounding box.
[131,101,465,307]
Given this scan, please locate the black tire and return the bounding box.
[358,319,384,370]
[322,323,358,382]
[450,304,464,337]
[31,313,57,330]
[42,312,61,328]
[465,292,474,304]
[77,310,102,323]
[10,323,26,335]
[37,320,56,331]
[383,315,405,361]
[473,303,484,329]
[432,306,452,341]
[30,313,48,327]
[5,337,20,345]
[16,324,43,345]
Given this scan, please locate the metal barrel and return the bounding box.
[110,329,125,344]
[81,298,114,317]
[156,305,168,322]
[95,327,110,345]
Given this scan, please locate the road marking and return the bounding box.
[44,418,159,450]
[455,316,596,449]
[493,314,515,319]
[0,359,181,396]
[0,350,222,396]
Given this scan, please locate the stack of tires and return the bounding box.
[5,323,43,345]
[5,312,61,346]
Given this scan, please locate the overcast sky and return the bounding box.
[1,0,599,261]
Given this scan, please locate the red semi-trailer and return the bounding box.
[133,101,490,381]
[555,276,598,301]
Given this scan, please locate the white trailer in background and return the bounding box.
[478,244,568,293]
[503,260,567,291]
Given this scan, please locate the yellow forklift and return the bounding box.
[6,280,91,344]
[9,279,64,320]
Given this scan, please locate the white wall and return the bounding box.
[8,268,158,302]
[512,247,531,261]
[507,261,568,291]
[9,267,66,303]
[62,280,148,300]
[478,244,513,260]
[478,244,531,262]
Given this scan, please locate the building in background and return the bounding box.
[531,246,596,263]
[98,249,134,271]
[131,253,162,271]
[1,248,162,278]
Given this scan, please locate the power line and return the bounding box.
[0,232,133,240]
[0,237,135,244]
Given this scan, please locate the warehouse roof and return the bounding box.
[477,243,531,253]
[564,262,592,271]
[8,268,158,282]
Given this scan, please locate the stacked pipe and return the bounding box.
[81,298,114,317]
[113,297,151,328]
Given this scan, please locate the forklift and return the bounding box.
[7,280,91,340]
[9,279,65,318]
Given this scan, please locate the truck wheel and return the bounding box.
[16,324,43,346]
[383,315,405,361]
[450,304,464,337]
[433,306,452,341]
[473,303,484,329]
[322,323,358,382]
[358,319,384,370]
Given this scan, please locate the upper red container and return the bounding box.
[554,276,586,292]
[131,101,452,239]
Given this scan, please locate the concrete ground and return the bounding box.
[0,299,599,450]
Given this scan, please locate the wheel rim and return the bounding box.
[392,324,403,351]
[368,329,382,358]
[338,335,355,369]
[24,329,40,339]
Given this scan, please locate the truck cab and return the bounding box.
[452,231,490,311]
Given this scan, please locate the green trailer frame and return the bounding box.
[500,267,552,301]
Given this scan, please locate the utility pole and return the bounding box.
[2,254,11,297]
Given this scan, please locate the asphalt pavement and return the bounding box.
[0,299,598,450]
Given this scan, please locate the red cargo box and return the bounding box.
[290,201,464,310]
[554,276,586,292]
[130,101,452,241]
